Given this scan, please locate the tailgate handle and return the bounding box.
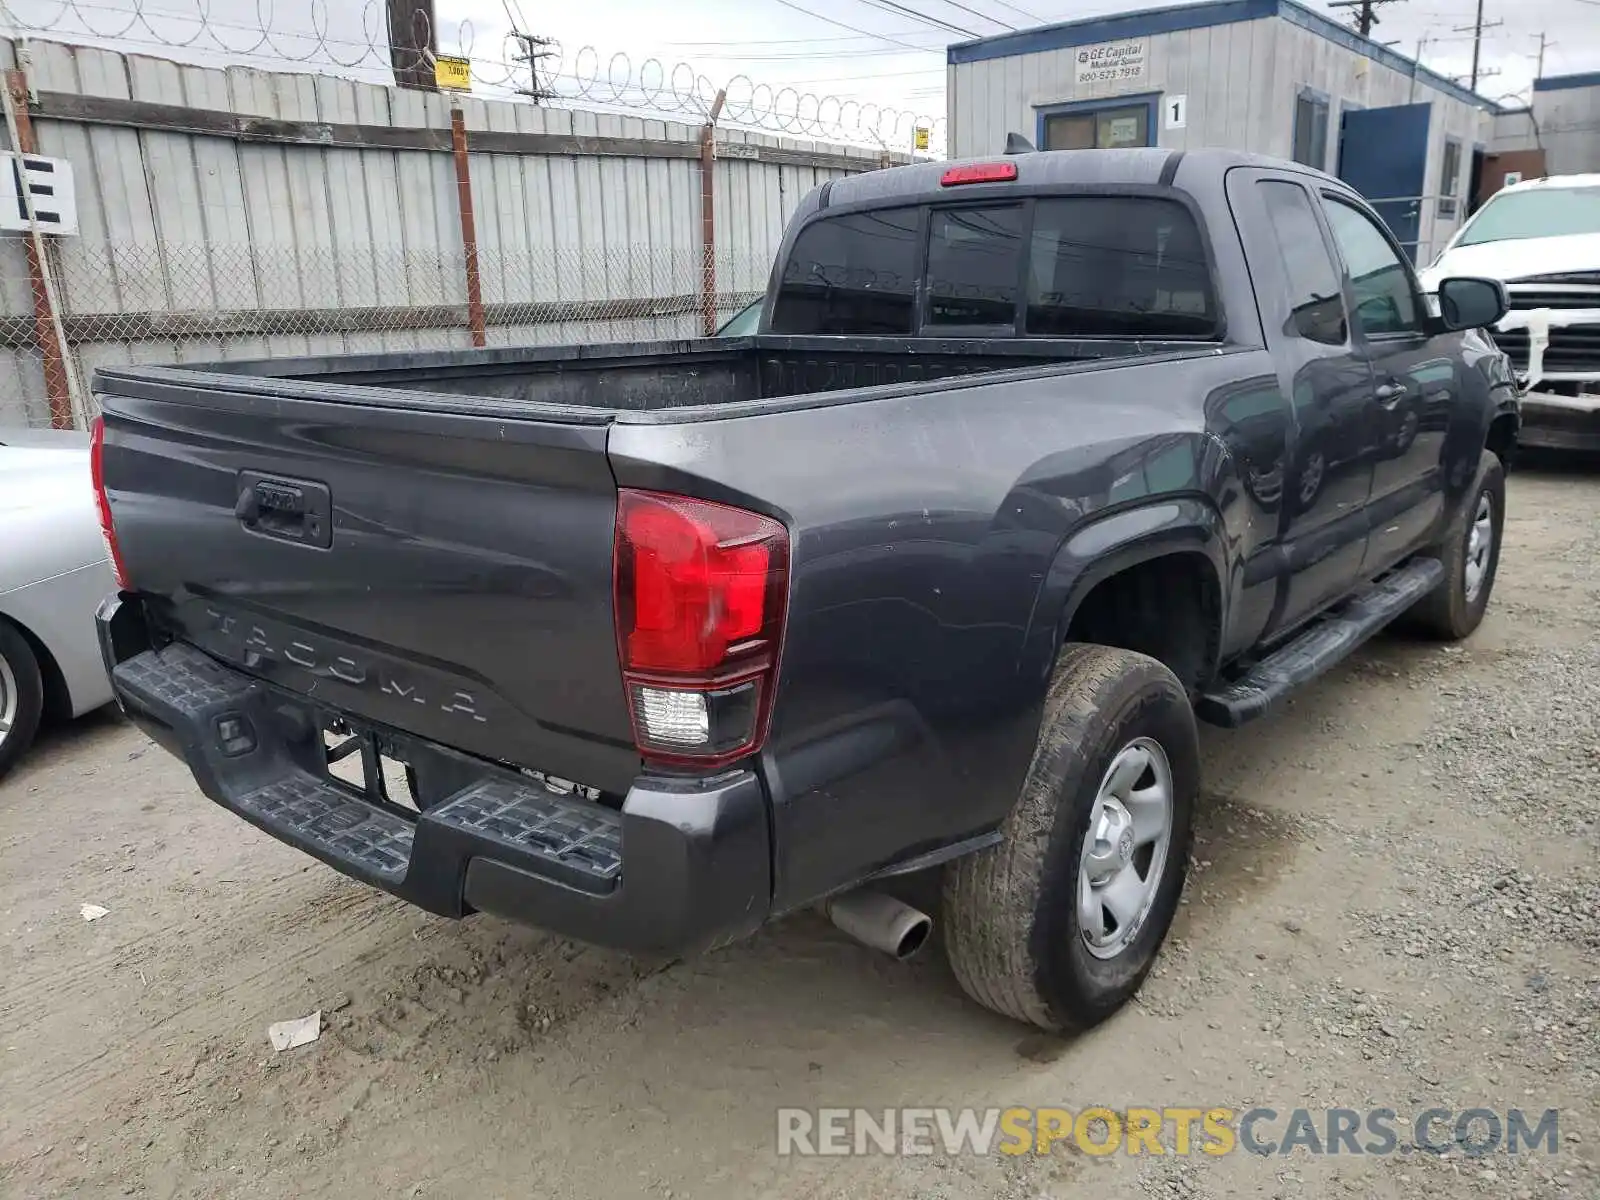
[236,472,333,549]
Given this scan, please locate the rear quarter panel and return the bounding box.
[608,349,1280,910]
[0,449,116,715]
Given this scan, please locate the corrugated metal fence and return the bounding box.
[0,38,902,430]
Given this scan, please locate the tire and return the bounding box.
[0,621,46,783]
[942,644,1199,1032]
[1405,449,1505,640]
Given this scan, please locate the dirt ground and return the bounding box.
[2,464,1596,1200]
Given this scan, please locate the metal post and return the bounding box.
[1469,0,1485,91]
[4,69,74,429]
[449,106,487,348]
[699,89,727,338]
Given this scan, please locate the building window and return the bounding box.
[1439,138,1462,218]
[1292,90,1329,170]
[1042,102,1151,150]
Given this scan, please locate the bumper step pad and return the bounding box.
[238,774,415,882]
[111,642,623,897]
[430,780,623,893]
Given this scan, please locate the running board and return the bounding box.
[1196,558,1445,728]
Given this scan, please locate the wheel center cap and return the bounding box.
[1117,828,1135,865]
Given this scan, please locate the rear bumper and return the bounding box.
[97,596,771,956]
[1518,392,1600,453]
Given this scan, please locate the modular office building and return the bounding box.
[946,0,1499,261]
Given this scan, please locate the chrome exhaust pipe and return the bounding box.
[825,890,933,960]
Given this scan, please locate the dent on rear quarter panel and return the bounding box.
[606,348,1268,912]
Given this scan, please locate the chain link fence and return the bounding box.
[0,239,771,430]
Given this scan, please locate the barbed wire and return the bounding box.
[0,0,947,149]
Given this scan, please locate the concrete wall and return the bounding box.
[1531,76,1600,176]
[1489,108,1540,153]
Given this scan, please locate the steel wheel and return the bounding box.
[1078,736,1173,959]
[1298,451,1325,507]
[1464,491,1494,604]
[0,652,16,750]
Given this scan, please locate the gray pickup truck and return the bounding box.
[93,148,1519,1032]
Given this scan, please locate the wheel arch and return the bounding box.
[0,611,71,723]
[1019,498,1230,693]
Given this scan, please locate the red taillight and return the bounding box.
[89,416,130,590]
[940,161,1018,187]
[614,489,788,767]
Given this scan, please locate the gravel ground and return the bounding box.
[1,462,1596,1200]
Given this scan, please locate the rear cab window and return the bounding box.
[771,194,1219,340]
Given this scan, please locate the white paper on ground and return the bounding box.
[80,904,109,922]
[267,1010,322,1052]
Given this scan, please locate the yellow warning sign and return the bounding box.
[914,126,931,151]
[435,55,472,91]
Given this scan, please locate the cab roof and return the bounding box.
[822,147,1339,210]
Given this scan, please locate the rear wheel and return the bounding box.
[1405,449,1504,640]
[0,622,45,782]
[942,644,1198,1032]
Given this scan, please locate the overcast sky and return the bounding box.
[4,0,1596,138]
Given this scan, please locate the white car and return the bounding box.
[0,428,117,780]
[1419,175,1600,451]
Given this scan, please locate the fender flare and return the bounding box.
[1017,497,1231,687]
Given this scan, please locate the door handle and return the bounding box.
[1375,382,1407,406]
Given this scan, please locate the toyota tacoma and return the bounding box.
[93,149,1519,1032]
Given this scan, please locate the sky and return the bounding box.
[3,0,1598,145]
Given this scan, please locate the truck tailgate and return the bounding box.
[95,374,639,795]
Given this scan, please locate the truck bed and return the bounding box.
[98,335,1217,417]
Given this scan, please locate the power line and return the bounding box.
[763,0,938,51]
[983,0,1048,21]
[681,46,946,61]
[665,31,939,46]
[853,0,979,38]
[927,0,1019,30]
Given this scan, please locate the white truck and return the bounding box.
[1420,174,1600,451]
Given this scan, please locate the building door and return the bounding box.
[1336,103,1432,260]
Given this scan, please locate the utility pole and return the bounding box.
[510,32,558,104]
[1454,0,1502,92]
[386,0,438,91]
[1408,34,1428,102]
[1327,0,1401,38]
[1533,31,1554,80]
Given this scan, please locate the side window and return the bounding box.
[1025,197,1216,337]
[1321,196,1423,337]
[925,206,1025,328]
[1291,91,1329,170]
[770,208,919,335]
[1258,181,1347,346]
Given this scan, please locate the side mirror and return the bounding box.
[1436,276,1509,331]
